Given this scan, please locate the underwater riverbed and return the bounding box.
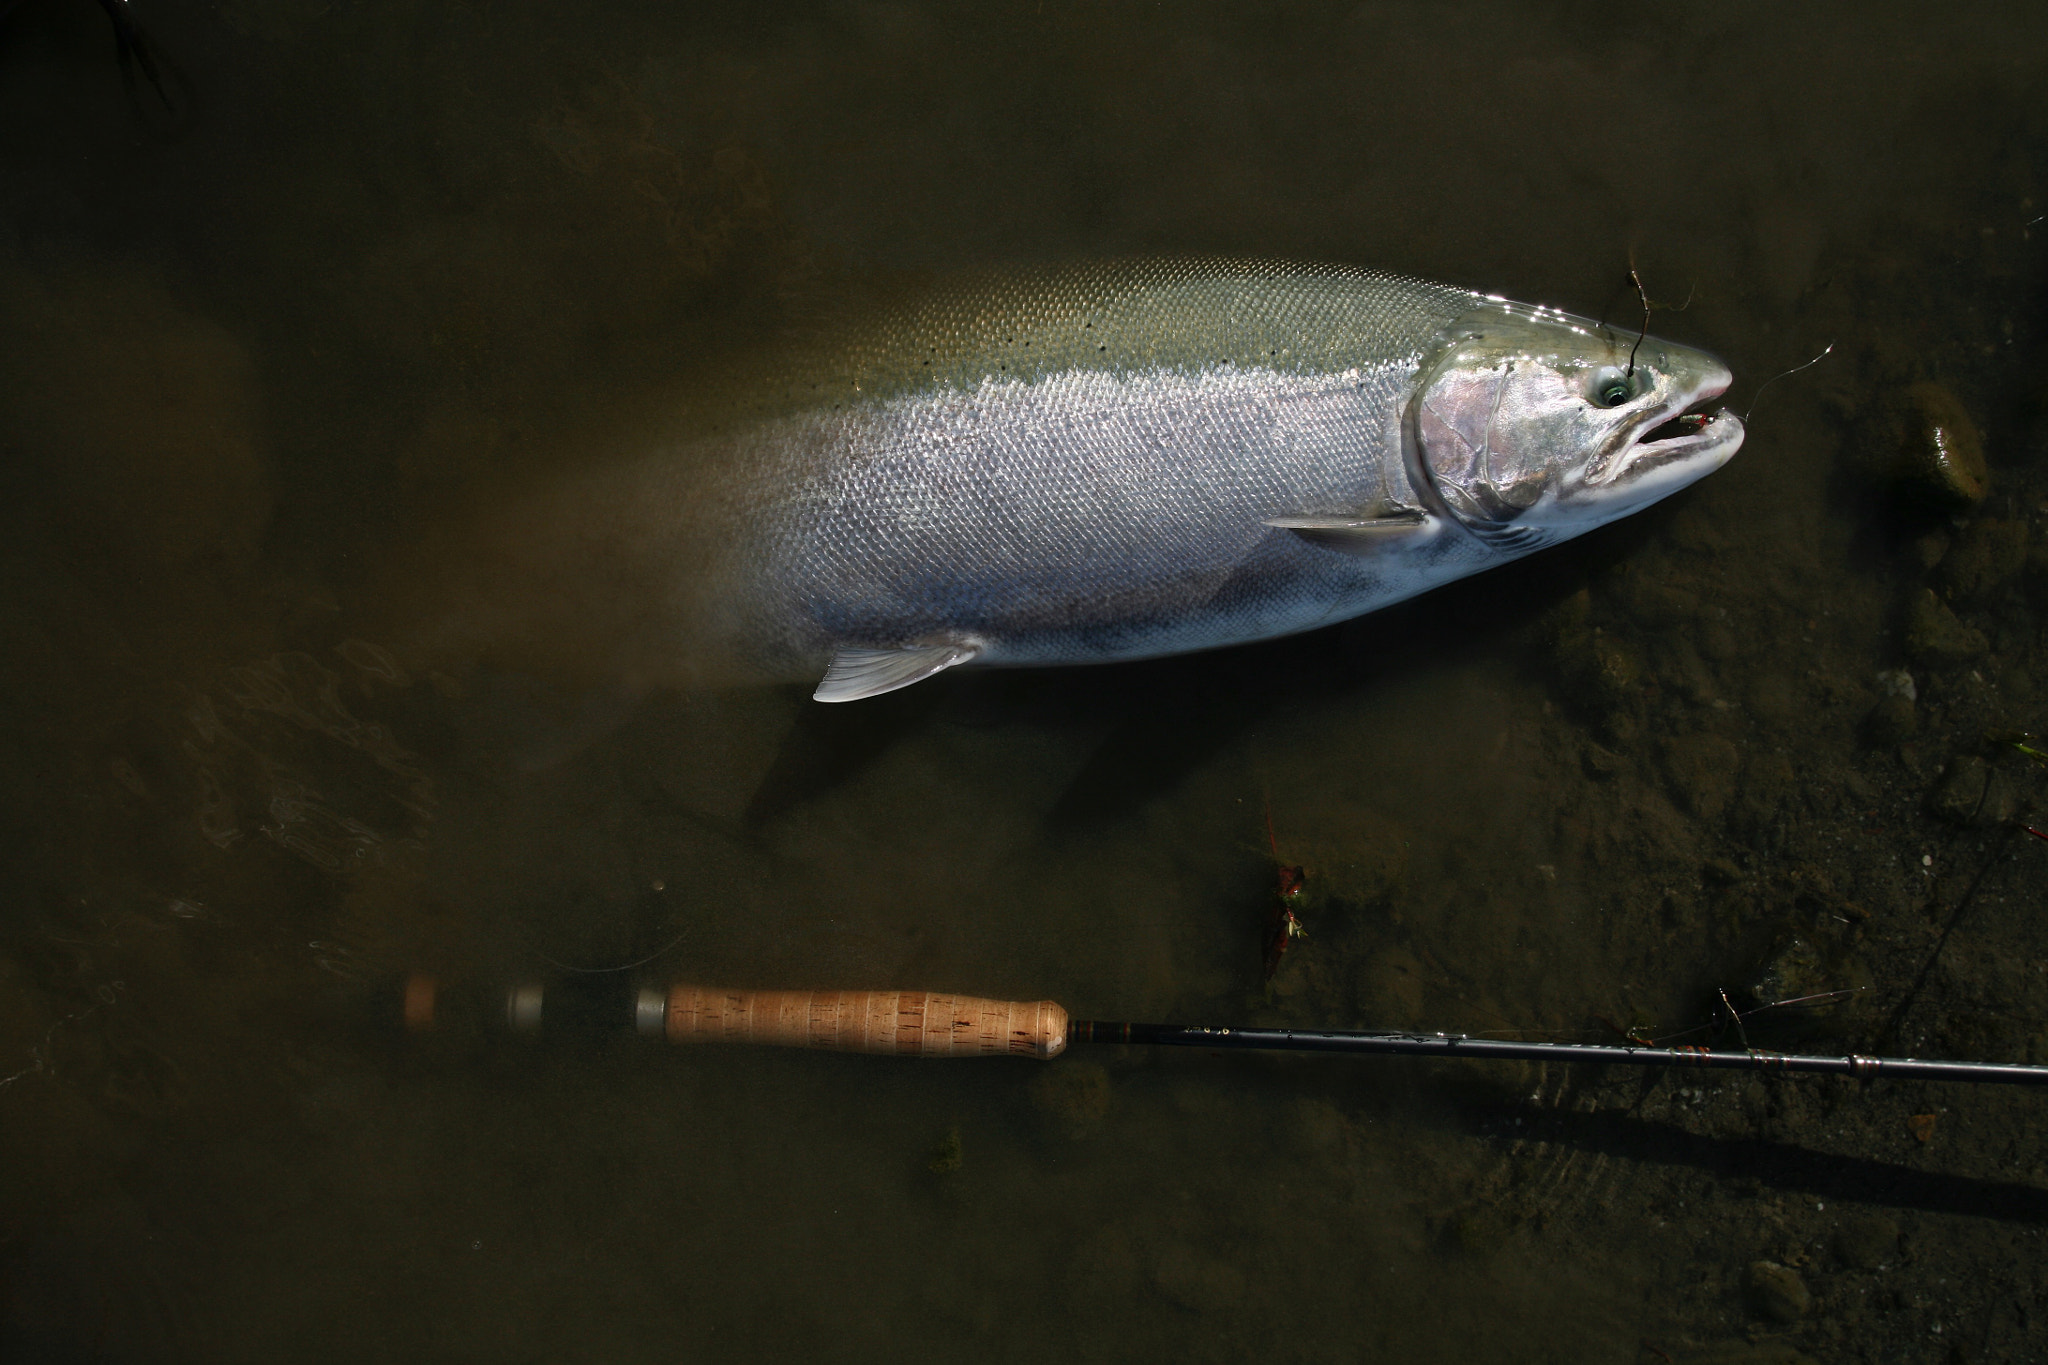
[2,4,2046,1361]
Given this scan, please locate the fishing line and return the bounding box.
[1625,269,1651,379]
[1628,988,1865,1051]
[1718,987,1751,1051]
[1611,266,1694,379]
[527,923,694,975]
[1741,342,1835,425]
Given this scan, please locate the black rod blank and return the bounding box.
[1070,1021,2048,1087]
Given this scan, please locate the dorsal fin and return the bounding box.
[813,641,980,703]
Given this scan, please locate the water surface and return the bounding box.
[3,4,2046,1360]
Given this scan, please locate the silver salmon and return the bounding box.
[702,258,1742,700]
[411,258,1742,702]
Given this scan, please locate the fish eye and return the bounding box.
[1592,374,1633,408]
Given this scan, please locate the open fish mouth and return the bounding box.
[1625,381,1744,473]
[1642,397,1733,443]
[1578,380,1744,511]
[1642,402,1719,446]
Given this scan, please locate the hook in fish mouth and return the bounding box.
[1566,377,1743,522]
[1610,373,1743,483]
[1641,404,1718,445]
[1633,404,1744,466]
[1638,365,1734,438]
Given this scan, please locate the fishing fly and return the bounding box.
[1261,803,1307,984]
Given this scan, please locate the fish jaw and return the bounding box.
[1590,404,1744,513]
[1559,361,1744,526]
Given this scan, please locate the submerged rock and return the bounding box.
[1833,1212,1899,1270]
[1732,750,1800,838]
[1622,578,1702,628]
[1546,590,1644,722]
[1911,529,1950,572]
[1743,935,1872,1036]
[1661,733,1744,821]
[1902,589,1987,666]
[1746,937,1827,1010]
[1897,380,1989,508]
[1935,517,2028,603]
[1929,755,2019,827]
[1743,1260,1811,1322]
[1589,639,1643,712]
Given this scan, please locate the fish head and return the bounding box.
[1409,303,1743,550]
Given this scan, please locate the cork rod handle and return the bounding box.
[665,986,1068,1059]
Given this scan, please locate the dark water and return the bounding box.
[3,4,2046,1360]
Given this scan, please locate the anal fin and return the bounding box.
[813,641,981,703]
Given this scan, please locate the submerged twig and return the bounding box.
[1878,833,2011,1052]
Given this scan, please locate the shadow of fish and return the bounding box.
[706,258,1742,701]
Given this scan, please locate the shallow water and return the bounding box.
[3,4,2047,1360]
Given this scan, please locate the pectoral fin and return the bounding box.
[813,641,981,703]
[1263,509,1433,555]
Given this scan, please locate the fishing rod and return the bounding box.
[397,976,2048,1088]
